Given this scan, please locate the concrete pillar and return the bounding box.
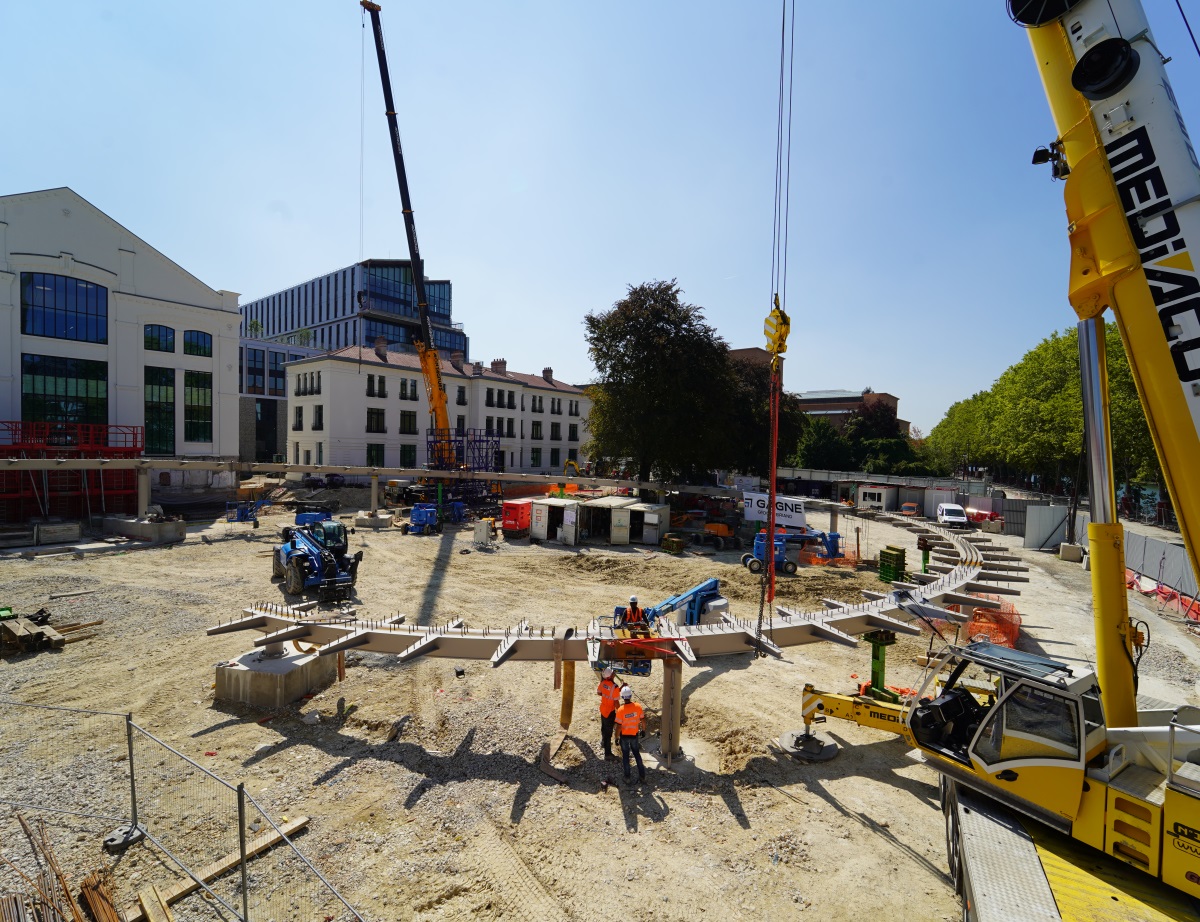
[370,474,379,513]
[660,658,683,768]
[137,469,151,518]
[830,506,839,534]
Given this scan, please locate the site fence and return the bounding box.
[0,699,362,921]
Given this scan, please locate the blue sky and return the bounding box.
[6,1,1200,434]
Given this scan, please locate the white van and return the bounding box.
[937,503,970,527]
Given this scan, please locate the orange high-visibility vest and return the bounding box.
[598,679,622,717]
[616,701,643,736]
[625,605,646,625]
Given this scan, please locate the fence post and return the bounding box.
[238,783,250,922]
[126,713,138,830]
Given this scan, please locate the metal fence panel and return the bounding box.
[0,702,130,824]
[130,723,246,917]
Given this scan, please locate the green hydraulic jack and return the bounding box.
[861,629,900,703]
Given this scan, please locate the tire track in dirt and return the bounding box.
[466,818,572,922]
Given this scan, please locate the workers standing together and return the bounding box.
[615,685,646,784]
[597,666,622,761]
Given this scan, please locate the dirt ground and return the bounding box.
[3,496,1199,921]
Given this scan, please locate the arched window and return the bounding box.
[184,330,212,357]
[145,324,175,353]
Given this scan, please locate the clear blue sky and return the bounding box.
[6,2,1200,434]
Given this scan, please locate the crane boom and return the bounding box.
[361,0,453,464]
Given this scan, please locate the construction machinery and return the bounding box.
[595,578,725,677]
[225,497,272,526]
[785,1,1200,915]
[400,500,465,535]
[740,527,842,575]
[272,512,362,601]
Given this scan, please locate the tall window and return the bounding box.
[21,354,108,424]
[366,375,376,397]
[367,408,386,433]
[293,406,304,430]
[550,422,562,441]
[246,348,265,395]
[530,447,542,467]
[486,388,495,407]
[569,424,579,441]
[20,272,108,344]
[183,371,213,441]
[456,415,466,434]
[408,378,418,401]
[144,324,175,353]
[144,367,175,455]
[366,443,385,466]
[399,410,418,435]
[399,444,417,467]
[313,405,324,431]
[183,330,213,357]
[531,421,543,440]
[316,442,324,464]
[400,378,409,400]
[550,448,561,468]
[507,391,515,410]
[506,418,515,438]
[456,386,467,406]
[268,352,285,396]
[568,448,578,462]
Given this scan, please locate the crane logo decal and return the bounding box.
[1106,125,1200,383]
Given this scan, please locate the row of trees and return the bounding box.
[925,325,1158,491]
[583,281,1159,491]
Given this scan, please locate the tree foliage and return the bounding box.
[724,358,807,476]
[927,326,1158,490]
[583,281,735,481]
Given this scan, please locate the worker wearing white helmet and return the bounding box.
[597,666,623,761]
[615,684,646,784]
[619,595,647,632]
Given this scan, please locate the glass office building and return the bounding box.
[239,259,469,358]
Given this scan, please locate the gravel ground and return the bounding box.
[2,498,1198,921]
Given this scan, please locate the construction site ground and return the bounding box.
[3,494,1199,921]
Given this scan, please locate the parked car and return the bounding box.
[899,502,920,517]
[936,503,970,527]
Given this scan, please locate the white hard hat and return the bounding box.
[620,686,634,700]
[602,667,614,678]
[629,595,638,604]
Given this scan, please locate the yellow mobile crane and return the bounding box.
[361,1,454,469]
[791,1,1200,917]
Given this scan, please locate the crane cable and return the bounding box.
[755,0,797,658]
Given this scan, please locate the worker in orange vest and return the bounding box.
[614,685,646,784]
[620,595,647,633]
[597,666,623,761]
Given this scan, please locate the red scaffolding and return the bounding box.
[0,422,143,525]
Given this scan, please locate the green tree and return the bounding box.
[791,417,853,470]
[246,318,263,338]
[725,357,807,476]
[584,280,734,481]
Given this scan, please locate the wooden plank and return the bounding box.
[120,816,310,922]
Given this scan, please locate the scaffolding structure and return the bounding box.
[0,422,143,525]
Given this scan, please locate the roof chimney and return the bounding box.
[542,366,554,383]
[471,362,484,376]
[373,335,388,363]
[450,351,465,372]
[490,358,507,376]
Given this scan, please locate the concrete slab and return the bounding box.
[215,648,337,709]
[103,516,186,544]
[354,512,394,529]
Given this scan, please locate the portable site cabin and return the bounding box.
[857,485,898,512]
[578,494,639,545]
[501,498,534,538]
[924,488,958,519]
[530,497,581,542]
[627,502,671,545]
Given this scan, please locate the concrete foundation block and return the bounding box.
[103,516,186,544]
[354,512,394,529]
[215,648,337,709]
[1059,543,1084,563]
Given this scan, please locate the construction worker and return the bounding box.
[615,685,646,784]
[597,666,622,760]
[620,595,647,632]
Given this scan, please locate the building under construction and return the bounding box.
[0,422,141,527]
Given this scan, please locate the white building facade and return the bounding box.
[286,347,590,473]
[0,188,241,458]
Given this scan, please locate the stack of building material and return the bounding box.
[0,617,64,653]
[878,545,906,583]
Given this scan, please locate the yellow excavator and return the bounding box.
[790,1,1200,917]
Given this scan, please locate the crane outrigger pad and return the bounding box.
[776,730,839,762]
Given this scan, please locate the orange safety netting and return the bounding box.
[921,596,1022,648]
[799,550,860,568]
[1126,569,1200,621]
